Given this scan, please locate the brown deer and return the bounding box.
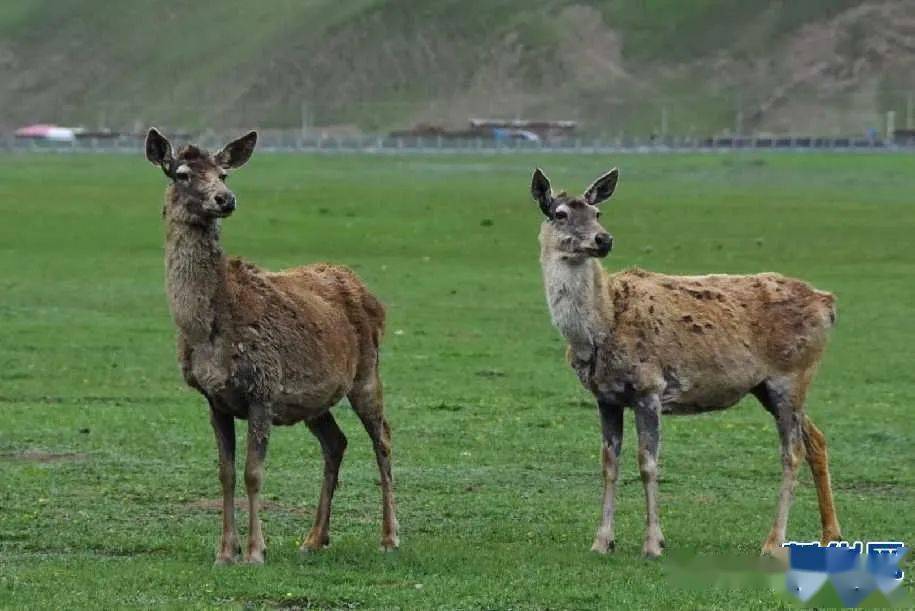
[145,128,398,564]
[531,167,841,558]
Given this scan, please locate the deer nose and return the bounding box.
[214,193,236,212]
[595,233,613,251]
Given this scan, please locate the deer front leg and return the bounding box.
[634,394,665,558]
[209,403,240,565]
[591,399,623,554]
[244,405,271,564]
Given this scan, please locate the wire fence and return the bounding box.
[8,85,915,154]
[5,131,915,155]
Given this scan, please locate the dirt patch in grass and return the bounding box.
[474,368,506,378]
[249,596,361,610]
[184,498,309,516]
[0,451,88,463]
[430,401,464,412]
[836,480,905,497]
[0,395,176,406]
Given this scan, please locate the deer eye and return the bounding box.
[219,173,227,182]
[175,171,190,181]
[553,210,567,221]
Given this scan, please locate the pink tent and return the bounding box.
[15,124,79,141]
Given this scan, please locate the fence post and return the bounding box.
[908,92,914,130]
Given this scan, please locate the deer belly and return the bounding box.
[660,371,758,414]
[275,371,351,411]
[661,396,743,415]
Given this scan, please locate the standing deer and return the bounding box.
[531,167,841,557]
[145,128,398,564]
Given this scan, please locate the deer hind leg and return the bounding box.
[801,414,842,544]
[754,377,805,556]
[348,364,399,552]
[634,394,665,558]
[300,412,347,553]
[243,405,271,564]
[591,399,623,554]
[208,400,240,565]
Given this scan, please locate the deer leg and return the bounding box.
[762,396,805,555]
[243,405,271,564]
[349,369,399,552]
[634,394,664,558]
[802,415,842,544]
[755,377,813,555]
[591,399,623,554]
[300,412,348,553]
[209,401,240,565]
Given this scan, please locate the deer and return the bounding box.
[530,167,841,558]
[145,128,398,565]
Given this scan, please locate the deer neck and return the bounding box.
[164,219,228,344]
[540,250,614,356]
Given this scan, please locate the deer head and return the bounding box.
[532,167,618,260]
[145,128,257,225]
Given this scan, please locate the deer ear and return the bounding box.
[145,128,174,166]
[583,168,619,206]
[216,131,257,169]
[531,168,553,217]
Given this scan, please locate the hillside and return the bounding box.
[2,0,915,136]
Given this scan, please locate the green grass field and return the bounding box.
[0,151,912,609]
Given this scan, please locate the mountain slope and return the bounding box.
[2,0,914,136]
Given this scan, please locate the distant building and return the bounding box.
[390,119,577,143]
[469,119,577,143]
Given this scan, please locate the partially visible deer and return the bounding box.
[145,128,398,564]
[531,167,841,557]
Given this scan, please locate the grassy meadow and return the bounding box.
[0,151,912,608]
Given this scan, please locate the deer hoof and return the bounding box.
[244,550,266,565]
[590,538,616,554]
[760,532,786,559]
[760,543,789,564]
[642,540,663,559]
[214,541,241,565]
[820,529,842,545]
[300,533,330,555]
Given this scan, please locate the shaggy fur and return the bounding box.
[147,128,398,565]
[532,167,841,558]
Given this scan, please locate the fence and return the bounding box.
[4,132,915,154]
